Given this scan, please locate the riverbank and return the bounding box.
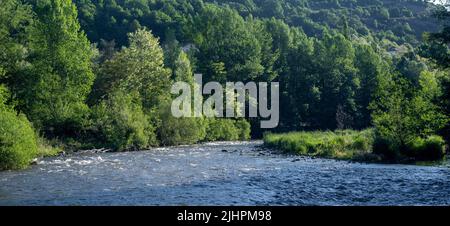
[263,130,448,164]
[263,130,379,162]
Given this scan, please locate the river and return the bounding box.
[0,141,449,205]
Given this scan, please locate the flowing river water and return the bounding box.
[0,141,449,205]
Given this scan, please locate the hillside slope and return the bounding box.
[74,0,441,46]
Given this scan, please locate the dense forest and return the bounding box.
[0,0,449,169]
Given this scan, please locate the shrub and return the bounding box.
[204,118,251,142]
[158,104,207,146]
[406,135,446,161]
[0,108,38,170]
[234,119,251,140]
[90,91,157,151]
[205,119,239,141]
[373,136,402,160]
[420,136,446,160]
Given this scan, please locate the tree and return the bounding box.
[1,85,38,170]
[308,31,359,130]
[13,0,95,137]
[91,28,171,112]
[371,70,448,160]
[191,4,264,83]
[0,0,33,84]
[420,5,450,67]
[158,49,208,146]
[89,29,171,149]
[419,4,450,144]
[353,44,388,129]
[174,51,194,83]
[163,29,182,77]
[260,0,284,19]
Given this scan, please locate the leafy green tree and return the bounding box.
[191,4,264,83]
[163,29,182,77]
[89,29,171,148]
[419,4,450,143]
[371,70,448,160]
[91,28,171,112]
[260,0,284,19]
[0,107,38,170]
[174,51,194,83]
[280,28,314,130]
[308,31,359,130]
[353,43,389,128]
[90,90,156,151]
[158,49,208,146]
[0,0,33,84]
[14,0,95,137]
[410,71,448,137]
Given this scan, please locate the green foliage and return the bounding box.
[90,91,157,151]
[73,0,439,47]
[88,29,171,150]
[0,107,38,170]
[282,30,386,131]
[173,51,194,83]
[0,0,33,80]
[235,119,251,140]
[190,4,264,83]
[91,28,171,112]
[405,135,446,161]
[158,104,207,146]
[419,5,450,144]
[1,0,449,169]
[158,46,209,146]
[420,6,450,68]
[264,130,375,160]
[0,85,10,109]
[205,118,250,141]
[15,0,95,136]
[371,70,448,161]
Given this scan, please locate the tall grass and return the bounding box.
[264,130,376,160]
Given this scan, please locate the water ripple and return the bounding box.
[0,141,449,205]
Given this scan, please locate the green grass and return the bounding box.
[263,129,378,161]
[36,137,63,158]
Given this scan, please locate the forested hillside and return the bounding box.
[74,0,440,47]
[1,0,449,169]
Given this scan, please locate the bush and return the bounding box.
[373,136,400,160]
[205,119,251,142]
[158,104,207,146]
[406,136,446,161]
[90,91,157,151]
[0,108,38,170]
[205,119,239,141]
[234,119,251,140]
[374,135,447,161]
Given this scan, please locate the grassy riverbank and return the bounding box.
[264,130,378,161]
[263,130,447,163]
